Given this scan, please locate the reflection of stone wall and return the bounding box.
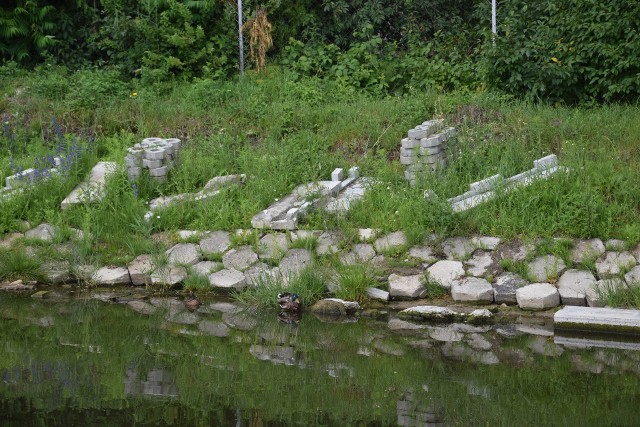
[397,389,444,427]
[125,367,179,398]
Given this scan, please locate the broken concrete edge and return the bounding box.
[61,161,118,210]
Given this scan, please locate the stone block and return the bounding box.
[93,266,131,286]
[427,260,465,289]
[279,248,313,277]
[209,268,246,291]
[388,274,426,299]
[199,231,231,255]
[366,287,389,302]
[144,147,166,160]
[557,269,597,306]
[408,128,427,139]
[143,158,163,169]
[258,233,289,260]
[493,272,527,305]
[222,246,258,271]
[469,174,502,193]
[554,306,640,334]
[533,154,558,170]
[166,243,201,266]
[150,266,187,286]
[516,283,560,310]
[451,277,494,303]
[331,168,344,181]
[400,147,417,157]
[401,138,418,149]
[400,155,414,165]
[374,231,407,253]
[420,135,443,148]
[128,254,155,285]
[419,145,441,156]
[595,251,637,277]
[192,261,221,277]
[624,265,640,285]
[527,255,566,282]
[149,166,167,177]
[423,152,445,164]
[571,239,606,263]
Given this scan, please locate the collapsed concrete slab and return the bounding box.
[144,174,245,221]
[61,162,117,209]
[251,167,372,230]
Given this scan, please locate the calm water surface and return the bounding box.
[0,292,639,426]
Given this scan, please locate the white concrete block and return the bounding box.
[331,168,344,182]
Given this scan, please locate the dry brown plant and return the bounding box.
[242,8,273,74]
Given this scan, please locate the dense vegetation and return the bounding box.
[1,1,639,102]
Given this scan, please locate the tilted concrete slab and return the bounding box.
[554,306,640,335]
[61,162,117,209]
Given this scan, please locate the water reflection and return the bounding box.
[0,293,639,426]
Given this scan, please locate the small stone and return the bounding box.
[92,266,131,286]
[150,266,187,286]
[209,268,246,290]
[571,239,605,264]
[358,228,377,242]
[191,261,221,276]
[222,246,258,271]
[516,283,560,310]
[128,254,154,286]
[1,280,34,291]
[527,255,566,282]
[442,237,474,260]
[353,244,376,262]
[595,252,637,277]
[493,272,527,305]
[316,232,340,255]
[25,223,56,242]
[279,248,313,277]
[366,287,389,302]
[624,265,640,286]
[258,233,289,260]
[166,243,201,266]
[451,277,494,303]
[408,246,437,264]
[426,260,465,289]
[374,231,408,253]
[557,269,597,306]
[471,236,501,250]
[605,239,626,251]
[388,274,426,299]
[199,231,231,255]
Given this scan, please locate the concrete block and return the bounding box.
[408,128,427,139]
[401,138,418,149]
[400,155,415,165]
[144,147,166,160]
[420,135,443,148]
[423,153,445,164]
[331,168,344,182]
[419,145,441,156]
[469,174,502,193]
[400,147,417,157]
[534,154,558,170]
[555,306,640,334]
[165,138,181,151]
[143,158,163,169]
[149,166,167,177]
[348,166,360,179]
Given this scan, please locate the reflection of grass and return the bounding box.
[234,267,326,309]
[0,249,45,282]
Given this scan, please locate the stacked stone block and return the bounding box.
[400,120,456,186]
[125,137,182,182]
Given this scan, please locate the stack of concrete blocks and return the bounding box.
[125,137,182,182]
[400,120,457,186]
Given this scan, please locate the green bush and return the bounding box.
[65,69,129,110]
[485,0,640,103]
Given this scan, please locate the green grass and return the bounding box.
[0,249,45,282]
[1,67,640,268]
[598,283,640,308]
[333,264,376,303]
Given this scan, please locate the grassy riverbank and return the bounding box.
[1,67,640,306]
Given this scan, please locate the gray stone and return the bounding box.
[202,174,245,192]
[317,232,340,255]
[426,260,465,289]
[605,239,626,251]
[150,266,187,286]
[279,248,313,277]
[388,274,426,299]
[586,278,627,307]
[451,277,494,303]
[366,287,389,302]
[199,231,231,255]
[92,266,131,286]
[198,320,230,337]
[222,246,258,271]
[429,326,463,342]
[442,237,474,260]
[557,269,597,306]
[555,306,640,334]
[465,251,499,277]
[352,244,376,262]
[399,305,457,321]
[208,268,246,290]
[527,255,566,282]
[244,263,279,286]
[516,283,560,310]
[25,223,56,242]
[128,254,154,285]
[471,236,502,250]
[624,265,640,285]
[358,228,378,242]
[258,233,289,260]
[408,246,437,264]
[496,241,533,262]
[595,251,637,277]
[374,231,408,253]
[310,298,360,315]
[571,239,605,264]
[493,272,527,305]
[191,261,221,276]
[166,243,200,266]
[41,262,72,284]
[177,230,200,240]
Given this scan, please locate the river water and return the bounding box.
[0,292,639,426]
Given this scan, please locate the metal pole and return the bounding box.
[491,0,497,46]
[238,0,244,75]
